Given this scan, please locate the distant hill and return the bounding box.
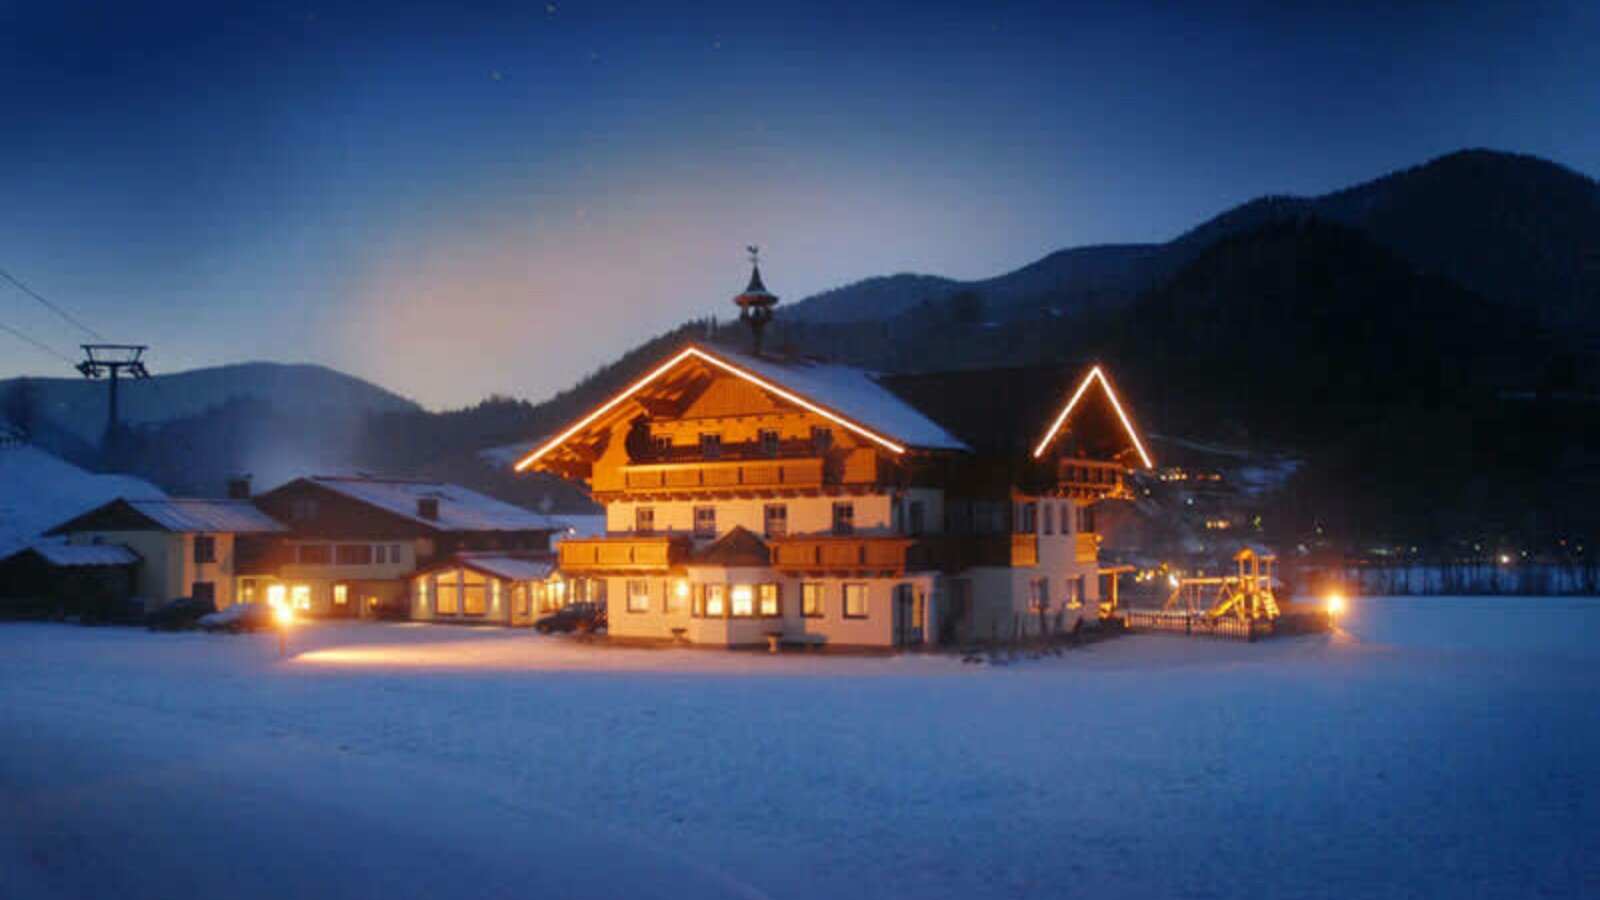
[782,149,1600,333]
[0,362,419,447]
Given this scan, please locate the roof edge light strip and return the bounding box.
[1030,366,1155,469]
[514,346,905,472]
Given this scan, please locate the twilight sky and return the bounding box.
[2,0,1597,409]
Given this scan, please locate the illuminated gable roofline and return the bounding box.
[1030,365,1154,469]
[513,346,907,472]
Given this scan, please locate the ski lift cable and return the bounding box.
[0,267,105,341]
[0,319,77,365]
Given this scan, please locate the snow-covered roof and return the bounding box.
[307,476,560,533]
[127,499,288,533]
[27,542,141,567]
[420,553,556,581]
[710,346,969,452]
[0,443,168,558]
[514,344,969,471]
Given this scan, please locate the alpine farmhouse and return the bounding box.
[516,261,1154,648]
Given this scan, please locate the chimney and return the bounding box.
[417,497,440,521]
[226,476,252,500]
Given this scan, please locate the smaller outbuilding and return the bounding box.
[0,541,141,620]
[409,553,559,626]
[44,498,288,612]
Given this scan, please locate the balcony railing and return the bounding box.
[558,536,689,571]
[1057,460,1128,499]
[593,449,880,497]
[770,536,919,575]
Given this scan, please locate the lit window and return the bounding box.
[731,585,754,617]
[832,502,854,536]
[291,584,312,611]
[704,584,726,617]
[843,583,868,618]
[694,506,717,538]
[636,507,655,535]
[627,579,650,613]
[802,582,824,618]
[668,580,689,614]
[763,504,787,539]
[333,584,349,607]
[192,535,216,564]
[758,584,780,617]
[436,574,459,615]
[462,569,487,616]
[239,578,257,603]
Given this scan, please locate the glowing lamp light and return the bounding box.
[275,605,294,626]
[1167,573,1180,588]
[675,580,690,600]
[1326,592,1346,616]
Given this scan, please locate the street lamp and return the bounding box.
[275,604,294,657]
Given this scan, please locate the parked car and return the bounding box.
[533,602,606,635]
[146,597,217,631]
[199,602,278,634]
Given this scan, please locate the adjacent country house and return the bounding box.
[244,475,562,624]
[43,498,288,611]
[515,273,1152,649]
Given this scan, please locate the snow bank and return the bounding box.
[2,599,1597,900]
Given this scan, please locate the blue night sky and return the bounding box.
[2,0,1596,408]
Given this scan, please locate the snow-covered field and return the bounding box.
[3,597,1598,899]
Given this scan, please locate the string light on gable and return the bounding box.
[513,346,906,472]
[1031,365,1154,469]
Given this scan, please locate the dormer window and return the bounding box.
[699,433,722,459]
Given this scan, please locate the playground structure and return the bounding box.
[1163,546,1281,622]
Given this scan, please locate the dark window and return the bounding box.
[832,502,854,536]
[652,435,672,456]
[763,504,788,539]
[289,498,319,522]
[636,507,655,535]
[1016,502,1037,534]
[191,581,216,603]
[336,544,373,565]
[297,544,331,565]
[811,426,833,454]
[1077,506,1096,534]
[1043,504,1055,535]
[693,506,717,538]
[759,429,780,457]
[699,433,722,459]
[192,535,216,564]
[908,501,925,536]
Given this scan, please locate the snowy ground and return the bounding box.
[3,598,1598,899]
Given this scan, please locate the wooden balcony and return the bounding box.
[1057,459,1129,499]
[1075,532,1100,564]
[770,536,919,576]
[1012,533,1039,567]
[593,449,881,498]
[558,536,689,572]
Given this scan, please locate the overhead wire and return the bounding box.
[0,266,104,341]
